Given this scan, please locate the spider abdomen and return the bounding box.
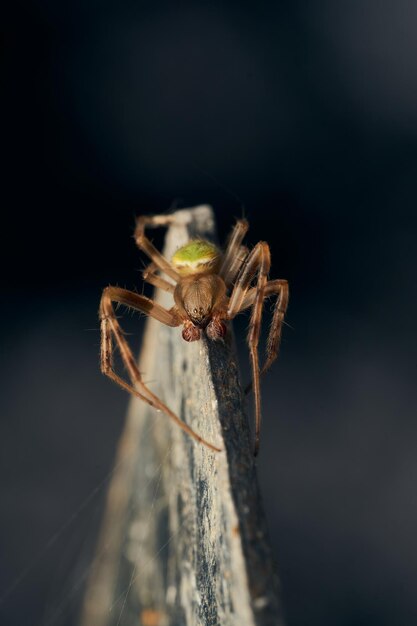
[171,239,221,276]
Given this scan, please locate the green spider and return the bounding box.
[100,214,289,455]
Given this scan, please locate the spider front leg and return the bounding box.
[240,278,289,390]
[142,262,176,294]
[227,241,271,456]
[219,219,249,287]
[100,286,221,452]
[134,215,180,282]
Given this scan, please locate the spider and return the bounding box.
[99,214,289,456]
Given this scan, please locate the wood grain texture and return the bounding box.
[80,206,284,626]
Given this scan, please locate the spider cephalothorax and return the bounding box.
[100,214,288,455]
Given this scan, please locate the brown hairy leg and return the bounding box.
[227,241,271,455]
[100,286,221,452]
[223,245,249,289]
[219,219,249,285]
[240,279,289,391]
[142,262,176,294]
[134,215,180,282]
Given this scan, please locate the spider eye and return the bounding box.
[193,308,198,315]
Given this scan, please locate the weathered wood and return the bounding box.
[80,206,284,626]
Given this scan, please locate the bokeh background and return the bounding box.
[1,1,417,625]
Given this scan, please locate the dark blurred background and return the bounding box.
[1,1,417,625]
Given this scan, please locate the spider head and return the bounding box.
[174,274,226,331]
[183,288,214,328]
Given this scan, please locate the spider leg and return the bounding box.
[219,219,249,285]
[227,242,271,455]
[100,286,221,452]
[240,279,289,392]
[223,245,249,289]
[134,215,180,282]
[142,262,176,294]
